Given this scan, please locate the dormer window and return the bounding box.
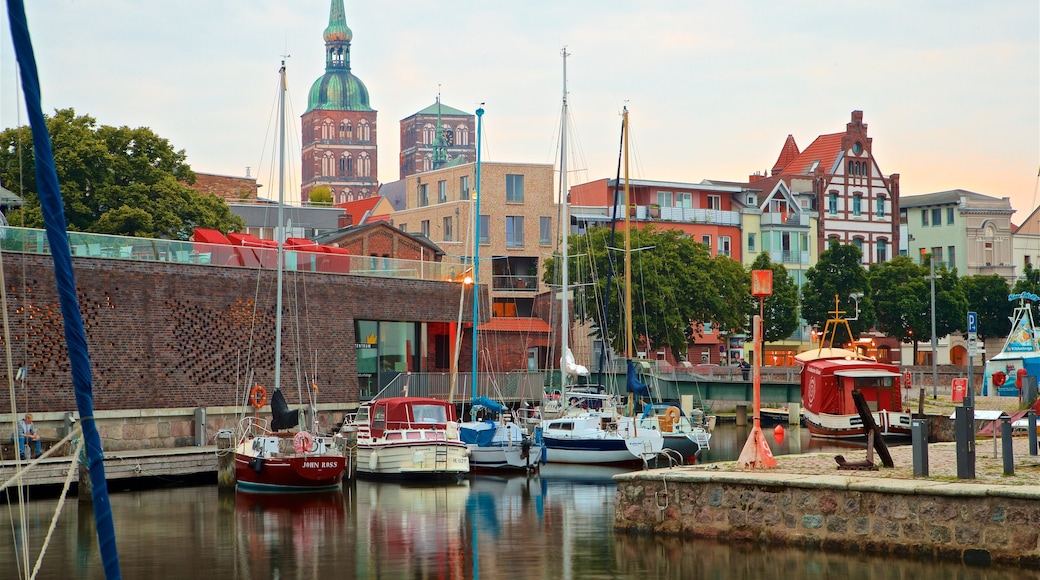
[853,141,863,154]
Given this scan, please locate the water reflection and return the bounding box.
[0,431,1025,579]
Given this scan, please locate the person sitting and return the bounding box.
[17,413,42,460]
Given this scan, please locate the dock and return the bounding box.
[0,446,218,491]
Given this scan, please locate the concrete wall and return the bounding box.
[615,471,1040,567]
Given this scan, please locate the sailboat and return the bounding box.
[540,51,664,467]
[233,62,347,492]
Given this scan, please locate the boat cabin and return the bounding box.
[361,397,458,440]
[801,358,904,417]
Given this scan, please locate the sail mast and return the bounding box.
[559,49,570,387]
[623,108,633,360]
[471,106,485,397]
[274,61,287,394]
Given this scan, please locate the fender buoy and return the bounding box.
[249,385,267,408]
[293,431,314,454]
[664,406,681,431]
[368,450,379,472]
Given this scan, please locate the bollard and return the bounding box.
[955,406,975,479]
[911,419,928,477]
[735,404,748,427]
[1001,417,1014,476]
[216,429,236,489]
[1029,410,1038,457]
[788,403,800,426]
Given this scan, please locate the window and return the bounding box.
[399,223,407,233]
[748,233,756,253]
[718,236,731,257]
[657,191,673,207]
[853,194,862,216]
[877,238,887,262]
[460,175,470,200]
[948,246,956,270]
[828,192,838,214]
[540,216,552,245]
[701,235,711,250]
[505,174,524,203]
[919,247,928,265]
[931,246,943,267]
[921,209,929,226]
[419,183,429,207]
[676,192,692,209]
[947,207,955,224]
[1026,255,1033,267]
[421,220,430,238]
[443,216,453,241]
[932,208,942,226]
[852,238,863,254]
[876,195,885,218]
[479,215,490,244]
[707,195,721,210]
[505,216,524,247]
[437,180,447,203]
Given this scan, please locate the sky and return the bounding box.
[1,1,1038,217]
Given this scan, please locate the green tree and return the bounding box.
[747,253,799,343]
[545,225,751,361]
[1013,262,1040,296]
[801,241,875,343]
[961,274,1012,341]
[309,186,333,205]
[0,108,244,238]
[869,256,928,344]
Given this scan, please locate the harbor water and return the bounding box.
[0,424,1030,579]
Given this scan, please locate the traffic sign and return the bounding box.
[967,311,977,334]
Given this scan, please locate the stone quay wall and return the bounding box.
[614,471,1040,567]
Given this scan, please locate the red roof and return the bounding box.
[777,132,844,176]
[478,317,552,333]
[771,134,801,175]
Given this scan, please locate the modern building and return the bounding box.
[301,0,378,205]
[900,189,1015,281]
[399,97,476,179]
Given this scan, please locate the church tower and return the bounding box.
[301,0,378,204]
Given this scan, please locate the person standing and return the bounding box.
[17,413,42,459]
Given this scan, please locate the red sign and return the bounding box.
[751,270,773,297]
[952,378,967,402]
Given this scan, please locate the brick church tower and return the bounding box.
[301,0,378,204]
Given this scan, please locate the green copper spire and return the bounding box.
[432,93,447,169]
[306,0,373,112]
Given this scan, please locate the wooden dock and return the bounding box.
[0,446,218,490]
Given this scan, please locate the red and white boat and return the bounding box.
[348,397,470,479]
[797,297,912,440]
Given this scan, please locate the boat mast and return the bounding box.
[559,49,570,389]
[623,107,633,361]
[471,105,485,399]
[275,60,287,394]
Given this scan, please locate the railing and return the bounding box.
[491,274,539,291]
[0,226,466,283]
[371,371,550,403]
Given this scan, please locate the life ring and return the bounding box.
[249,385,267,408]
[664,406,681,430]
[293,430,314,454]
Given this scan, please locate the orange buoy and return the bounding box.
[773,424,785,445]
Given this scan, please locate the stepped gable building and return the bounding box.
[301,0,378,205]
[769,110,900,265]
[399,97,476,179]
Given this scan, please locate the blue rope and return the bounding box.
[4,2,121,577]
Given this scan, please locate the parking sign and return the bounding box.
[967,311,977,334]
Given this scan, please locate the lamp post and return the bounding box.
[930,255,938,399]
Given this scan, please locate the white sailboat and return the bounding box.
[540,50,663,467]
[232,61,347,492]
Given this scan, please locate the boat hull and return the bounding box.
[468,443,543,472]
[234,452,346,492]
[803,409,913,439]
[356,441,470,479]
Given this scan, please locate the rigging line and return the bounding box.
[30,434,84,580]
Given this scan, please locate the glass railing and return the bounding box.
[0,226,465,283]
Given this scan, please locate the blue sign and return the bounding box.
[968,311,977,334]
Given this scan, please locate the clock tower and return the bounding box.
[301,0,378,204]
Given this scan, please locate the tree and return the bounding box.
[544,225,751,361]
[868,256,928,345]
[1013,262,1040,296]
[0,108,244,238]
[962,274,1012,340]
[309,186,333,205]
[801,241,875,343]
[747,253,799,343]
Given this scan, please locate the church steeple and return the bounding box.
[432,92,447,169]
[323,0,353,71]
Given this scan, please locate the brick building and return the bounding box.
[399,97,476,179]
[301,0,378,205]
[189,172,259,202]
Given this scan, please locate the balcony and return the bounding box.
[492,274,539,292]
[571,205,741,226]
[760,212,809,227]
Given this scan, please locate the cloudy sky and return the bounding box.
[2,1,1037,215]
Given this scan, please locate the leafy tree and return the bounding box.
[961,274,1012,342]
[747,253,799,343]
[309,186,333,205]
[801,241,875,343]
[544,225,751,361]
[1013,262,1040,296]
[0,108,244,238]
[868,255,928,345]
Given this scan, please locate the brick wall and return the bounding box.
[0,254,472,414]
[190,173,258,202]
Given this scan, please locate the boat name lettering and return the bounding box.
[303,461,339,469]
